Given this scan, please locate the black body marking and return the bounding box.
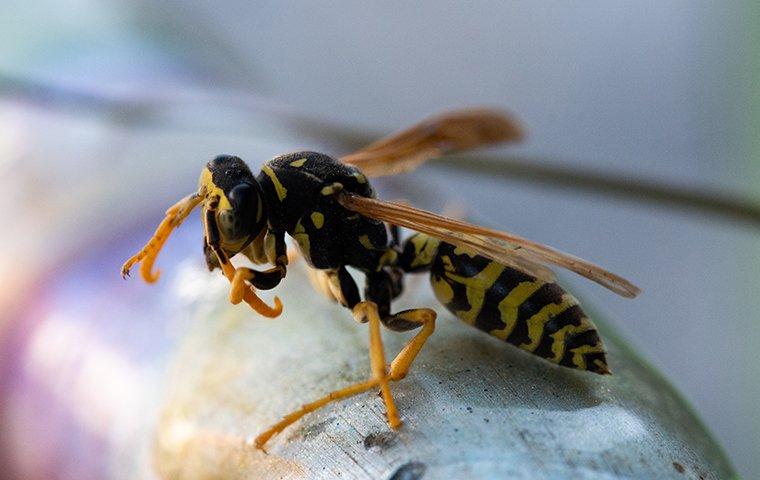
[202,152,609,374]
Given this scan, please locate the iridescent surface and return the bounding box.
[0,221,193,479]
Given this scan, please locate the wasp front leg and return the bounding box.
[203,197,283,317]
[229,230,289,304]
[254,266,402,449]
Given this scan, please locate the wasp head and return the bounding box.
[200,155,268,248]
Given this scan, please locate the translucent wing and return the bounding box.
[340,108,524,177]
[338,193,640,298]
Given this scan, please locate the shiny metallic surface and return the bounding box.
[0,178,735,478]
[151,235,735,479]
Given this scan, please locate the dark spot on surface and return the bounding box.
[673,462,685,474]
[388,461,426,480]
[466,406,473,413]
[484,418,490,423]
[289,416,334,441]
[363,431,397,450]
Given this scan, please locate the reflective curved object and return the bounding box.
[0,218,737,479]
[152,225,734,480]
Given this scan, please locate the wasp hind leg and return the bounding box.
[253,299,396,450]
[254,270,436,450]
[364,269,437,381]
[254,267,398,450]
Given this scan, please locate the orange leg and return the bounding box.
[387,309,436,380]
[203,196,283,318]
[229,266,287,304]
[253,304,437,450]
[358,301,401,428]
[121,189,204,283]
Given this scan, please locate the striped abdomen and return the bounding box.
[428,240,610,374]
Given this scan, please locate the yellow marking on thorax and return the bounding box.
[359,234,374,250]
[290,158,308,167]
[293,219,311,260]
[378,249,398,269]
[444,261,506,325]
[352,172,367,184]
[488,280,544,340]
[453,245,478,258]
[311,211,325,229]
[261,165,287,201]
[320,183,343,196]
[519,294,576,352]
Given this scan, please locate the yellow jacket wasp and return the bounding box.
[120,108,640,449]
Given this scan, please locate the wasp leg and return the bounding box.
[203,197,283,317]
[252,299,436,451]
[254,301,397,451]
[254,378,378,451]
[229,265,286,304]
[230,229,289,304]
[121,190,205,283]
[355,300,400,428]
[385,309,437,381]
[365,269,437,378]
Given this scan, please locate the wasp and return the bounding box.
[121,108,640,450]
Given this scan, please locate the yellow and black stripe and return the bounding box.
[398,234,610,374]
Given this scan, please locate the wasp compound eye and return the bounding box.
[217,183,259,240]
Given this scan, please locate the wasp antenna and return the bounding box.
[119,192,204,284]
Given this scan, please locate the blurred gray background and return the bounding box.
[2,1,758,478]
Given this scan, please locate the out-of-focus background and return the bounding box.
[0,1,757,478]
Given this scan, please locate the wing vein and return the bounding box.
[338,193,640,298]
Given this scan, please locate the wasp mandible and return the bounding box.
[120,108,640,449]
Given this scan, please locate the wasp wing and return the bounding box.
[338,193,640,298]
[340,108,523,177]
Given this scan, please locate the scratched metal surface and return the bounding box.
[153,247,735,480]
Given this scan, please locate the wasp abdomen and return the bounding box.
[424,240,610,374]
